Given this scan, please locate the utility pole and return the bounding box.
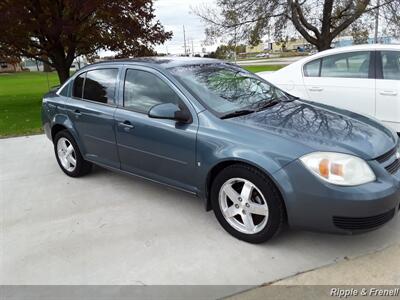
[183,25,187,56]
[374,0,380,43]
[233,25,237,64]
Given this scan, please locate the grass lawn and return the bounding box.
[0,72,59,137]
[242,65,284,73]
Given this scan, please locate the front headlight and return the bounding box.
[300,152,376,186]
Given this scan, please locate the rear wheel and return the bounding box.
[54,130,92,177]
[211,164,285,243]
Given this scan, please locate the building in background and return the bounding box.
[271,37,310,52]
[245,43,269,54]
[0,59,22,73]
[21,56,89,72]
[21,59,44,71]
[245,38,311,55]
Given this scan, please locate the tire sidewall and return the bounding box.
[53,130,88,177]
[211,164,284,243]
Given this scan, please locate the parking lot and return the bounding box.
[1,135,399,294]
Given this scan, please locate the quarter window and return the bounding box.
[124,69,181,113]
[381,51,400,80]
[83,69,118,104]
[59,82,70,97]
[304,59,321,77]
[320,51,370,79]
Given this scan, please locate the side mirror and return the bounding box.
[148,103,191,123]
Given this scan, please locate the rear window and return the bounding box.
[72,69,119,104]
[82,69,118,104]
[320,51,370,78]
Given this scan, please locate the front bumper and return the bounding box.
[273,159,400,234]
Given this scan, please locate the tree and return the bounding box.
[214,44,246,59]
[381,0,400,38]
[194,0,393,52]
[0,0,172,83]
[349,20,371,45]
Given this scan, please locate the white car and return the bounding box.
[255,53,270,58]
[259,44,400,133]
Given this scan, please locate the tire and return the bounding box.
[53,130,92,177]
[211,164,285,243]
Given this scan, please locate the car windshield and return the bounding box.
[169,63,289,116]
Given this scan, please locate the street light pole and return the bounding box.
[234,25,237,64]
[183,25,187,56]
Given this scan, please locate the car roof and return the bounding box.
[309,43,400,59]
[274,43,400,71]
[84,56,225,70]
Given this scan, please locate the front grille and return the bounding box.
[375,147,397,163]
[385,159,400,174]
[333,209,395,230]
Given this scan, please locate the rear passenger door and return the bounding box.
[376,51,400,133]
[302,51,376,117]
[114,67,198,192]
[64,68,120,168]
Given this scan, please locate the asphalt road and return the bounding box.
[1,135,399,296]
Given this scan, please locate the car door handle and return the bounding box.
[380,90,397,96]
[308,86,323,92]
[118,121,135,129]
[73,109,82,115]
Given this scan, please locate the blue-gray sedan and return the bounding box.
[42,57,400,243]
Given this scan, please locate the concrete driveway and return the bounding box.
[1,135,399,290]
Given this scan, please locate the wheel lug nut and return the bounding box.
[238,197,242,202]
[235,204,239,208]
[245,203,250,208]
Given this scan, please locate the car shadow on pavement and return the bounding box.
[90,164,399,253]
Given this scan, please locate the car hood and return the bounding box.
[229,100,397,160]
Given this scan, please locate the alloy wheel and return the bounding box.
[56,137,77,172]
[218,177,269,234]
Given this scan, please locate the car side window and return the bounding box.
[304,59,321,77]
[73,73,85,98]
[320,51,370,79]
[124,69,182,113]
[82,69,118,104]
[381,51,400,80]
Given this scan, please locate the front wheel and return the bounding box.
[211,164,285,243]
[53,130,92,177]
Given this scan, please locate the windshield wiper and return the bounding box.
[286,94,299,101]
[220,109,255,119]
[255,99,281,112]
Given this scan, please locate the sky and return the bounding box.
[153,0,218,55]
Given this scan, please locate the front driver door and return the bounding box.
[114,67,198,192]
